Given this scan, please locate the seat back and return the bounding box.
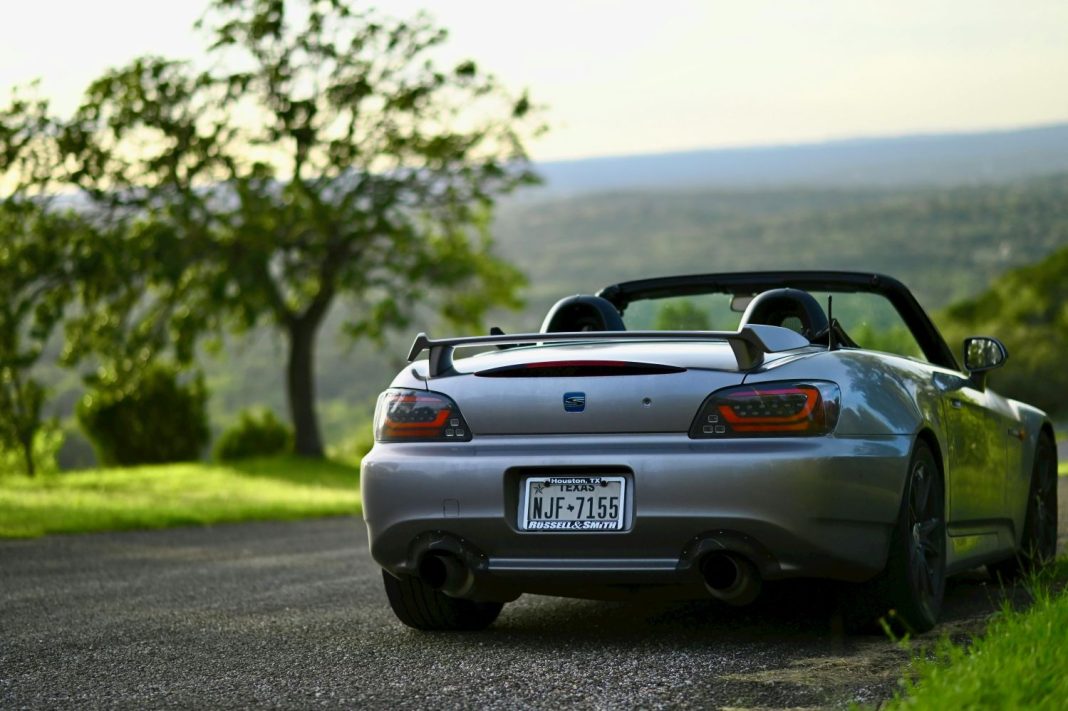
[739,288,828,341]
[540,295,626,333]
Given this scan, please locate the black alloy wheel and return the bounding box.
[904,446,947,625]
[865,440,946,634]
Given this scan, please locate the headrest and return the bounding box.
[540,295,626,333]
[739,288,829,341]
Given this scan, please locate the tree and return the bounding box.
[655,301,711,331]
[0,90,75,476]
[57,0,538,457]
[0,202,89,476]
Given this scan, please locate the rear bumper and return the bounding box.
[361,433,911,599]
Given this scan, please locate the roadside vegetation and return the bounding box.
[938,244,1068,419]
[0,457,360,538]
[883,560,1068,709]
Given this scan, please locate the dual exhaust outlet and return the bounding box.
[417,549,762,606]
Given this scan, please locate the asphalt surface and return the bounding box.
[2,479,1066,710]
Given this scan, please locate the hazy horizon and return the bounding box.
[2,1,1067,162]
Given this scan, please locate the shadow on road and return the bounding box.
[485,568,1027,643]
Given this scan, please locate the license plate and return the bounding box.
[520,475,626,531]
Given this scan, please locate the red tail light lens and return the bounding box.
[689,381,840,438]
[374,389,472,442]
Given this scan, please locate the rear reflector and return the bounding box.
[476,361,686,378]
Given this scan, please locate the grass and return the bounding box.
[0,456,360,538]
[882,560,1068,709]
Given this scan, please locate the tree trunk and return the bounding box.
[21,435,36,477]
[286,318,325,458]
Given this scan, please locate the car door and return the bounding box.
[934,371,1007,527]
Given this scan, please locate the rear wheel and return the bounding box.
[381,570,504,631]
[850,441,945,634]
[989,434,1058,581]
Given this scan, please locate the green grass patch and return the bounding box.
[0,456,360,538]
[883,560,1068,709]
[1059,460,1067,477]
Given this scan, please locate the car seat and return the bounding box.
[738,288,829,341]
[539,295,627,333]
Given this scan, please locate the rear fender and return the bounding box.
[744,350,939,438]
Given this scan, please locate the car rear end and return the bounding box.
[361,337,911,605]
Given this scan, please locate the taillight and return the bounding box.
[374,388,472,442]
[689,381,840,438]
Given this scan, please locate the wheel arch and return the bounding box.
[881,428,945,563]
[914,427,946,481]
[1039,421,1056,452]
[913,426,948,524]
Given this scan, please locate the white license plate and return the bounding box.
[520,475,626,531]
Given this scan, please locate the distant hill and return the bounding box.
[530,123,1068,196]
[492,175,1068,318]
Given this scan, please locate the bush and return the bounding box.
[214,408,293,461]
[327,423,374,466]
[78,363,211,466]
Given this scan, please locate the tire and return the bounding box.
[989,434,1058,582]
[381,570,504,631]
[848,441,946,634]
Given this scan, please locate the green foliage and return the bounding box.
[326,422,375,466]
[883,560,1068,710]
[843,323,925,360]
[40,0,540,457]
[0,200,93,476]
[0,421,63,477]
[77,363,211,466]
[0,456,360,538]
[937,244,1068,416]
[3,88,150,476]
[214,408,293,461]
[654,300,711,330]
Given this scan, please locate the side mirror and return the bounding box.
[963,336,1008,389]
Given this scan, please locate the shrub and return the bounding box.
[77,363,211,466]
[327,423,374,465]
[214,408,293,461]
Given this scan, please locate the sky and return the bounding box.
[2,1,1067,161]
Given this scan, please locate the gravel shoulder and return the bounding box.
[2,479,1065,710]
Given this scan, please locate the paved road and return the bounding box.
[2,480,1065,710]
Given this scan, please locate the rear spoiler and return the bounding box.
[407,325,810,377]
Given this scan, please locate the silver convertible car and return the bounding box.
[361,271,1058,633]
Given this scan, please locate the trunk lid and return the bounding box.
[436,342,753,435]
